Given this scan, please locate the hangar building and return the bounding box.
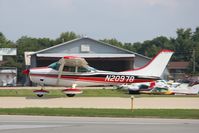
[30,37,151,72]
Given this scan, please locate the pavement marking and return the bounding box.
[0,125,63,130]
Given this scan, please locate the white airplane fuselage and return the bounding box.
[27,49,174,87]
[29,67,157,87]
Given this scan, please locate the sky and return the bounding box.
[0,0,199,43]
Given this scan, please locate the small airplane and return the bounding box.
[140,88,175,95]
[169,83,199,95]
[139,80,199,95]
[23,49,174,97]
[119,81,156,94]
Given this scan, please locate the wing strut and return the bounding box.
[56,58,65,86]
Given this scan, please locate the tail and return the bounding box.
[125,49,174,78]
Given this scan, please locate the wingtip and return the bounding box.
[63,56,79,59]
[161,49,175,53]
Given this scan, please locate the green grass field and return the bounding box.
[0,88,198,97]
[0,108,199,119]
[0,89,129,97]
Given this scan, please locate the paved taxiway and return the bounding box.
[0,97,199,109]
[0,115,198,133]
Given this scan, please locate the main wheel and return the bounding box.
[128,90,140,94]
[66,94,76,97]
[37,94,44,97]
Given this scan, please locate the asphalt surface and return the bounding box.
[0,97,199,109]
[0,115,198,133]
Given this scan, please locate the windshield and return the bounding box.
[48,62,60,70]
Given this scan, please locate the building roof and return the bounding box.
[0,67,17,74]
[31,37,150,59]
[168,61,190,69]
[37,53,135,58]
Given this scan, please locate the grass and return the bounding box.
[0,108,199,119]
[0,89,65,97]
[0,88,199,97]
[0,89,128,97]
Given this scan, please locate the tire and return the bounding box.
[66,94,76,97]
[37,94,44,97]
[128,90,140,94]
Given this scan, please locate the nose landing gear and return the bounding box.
[33,89,49,97]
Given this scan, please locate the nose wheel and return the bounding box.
[33,89,49,97]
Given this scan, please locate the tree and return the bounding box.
[15,36,55,81]
[171,28,193,61]
[101,38,123,48]
[55,32,80,44]
[123,43,135,52]
[0,32,16,67]
[191,27,199,74]
[132,36,173,57]
[0,32,15,48]
[128,27,199,74]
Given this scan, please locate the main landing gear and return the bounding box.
[33,84,82,97]
[62,88,83,97]
[62,84,83,97]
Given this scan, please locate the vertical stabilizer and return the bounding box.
[124,50,174,77]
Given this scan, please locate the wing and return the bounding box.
[59,56,88,67]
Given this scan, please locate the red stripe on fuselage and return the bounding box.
[30,74,155,83]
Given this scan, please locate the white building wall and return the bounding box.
[0,68,17,86]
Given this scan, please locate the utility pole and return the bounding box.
[192,49,196,74]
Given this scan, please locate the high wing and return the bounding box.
[56,56,88,85]
[59,56,88,67]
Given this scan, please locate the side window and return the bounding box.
[78,67,90,72]
[63,66,75,72]
[48,62,60,70]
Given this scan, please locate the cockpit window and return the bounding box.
[63,66,76,72]
[78,67,89,72]
[78,66,96,72]
[87,66,97,72]
[48,62,97,73]
[48,62,60,70]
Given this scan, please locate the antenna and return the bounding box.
[192,49,196,74]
